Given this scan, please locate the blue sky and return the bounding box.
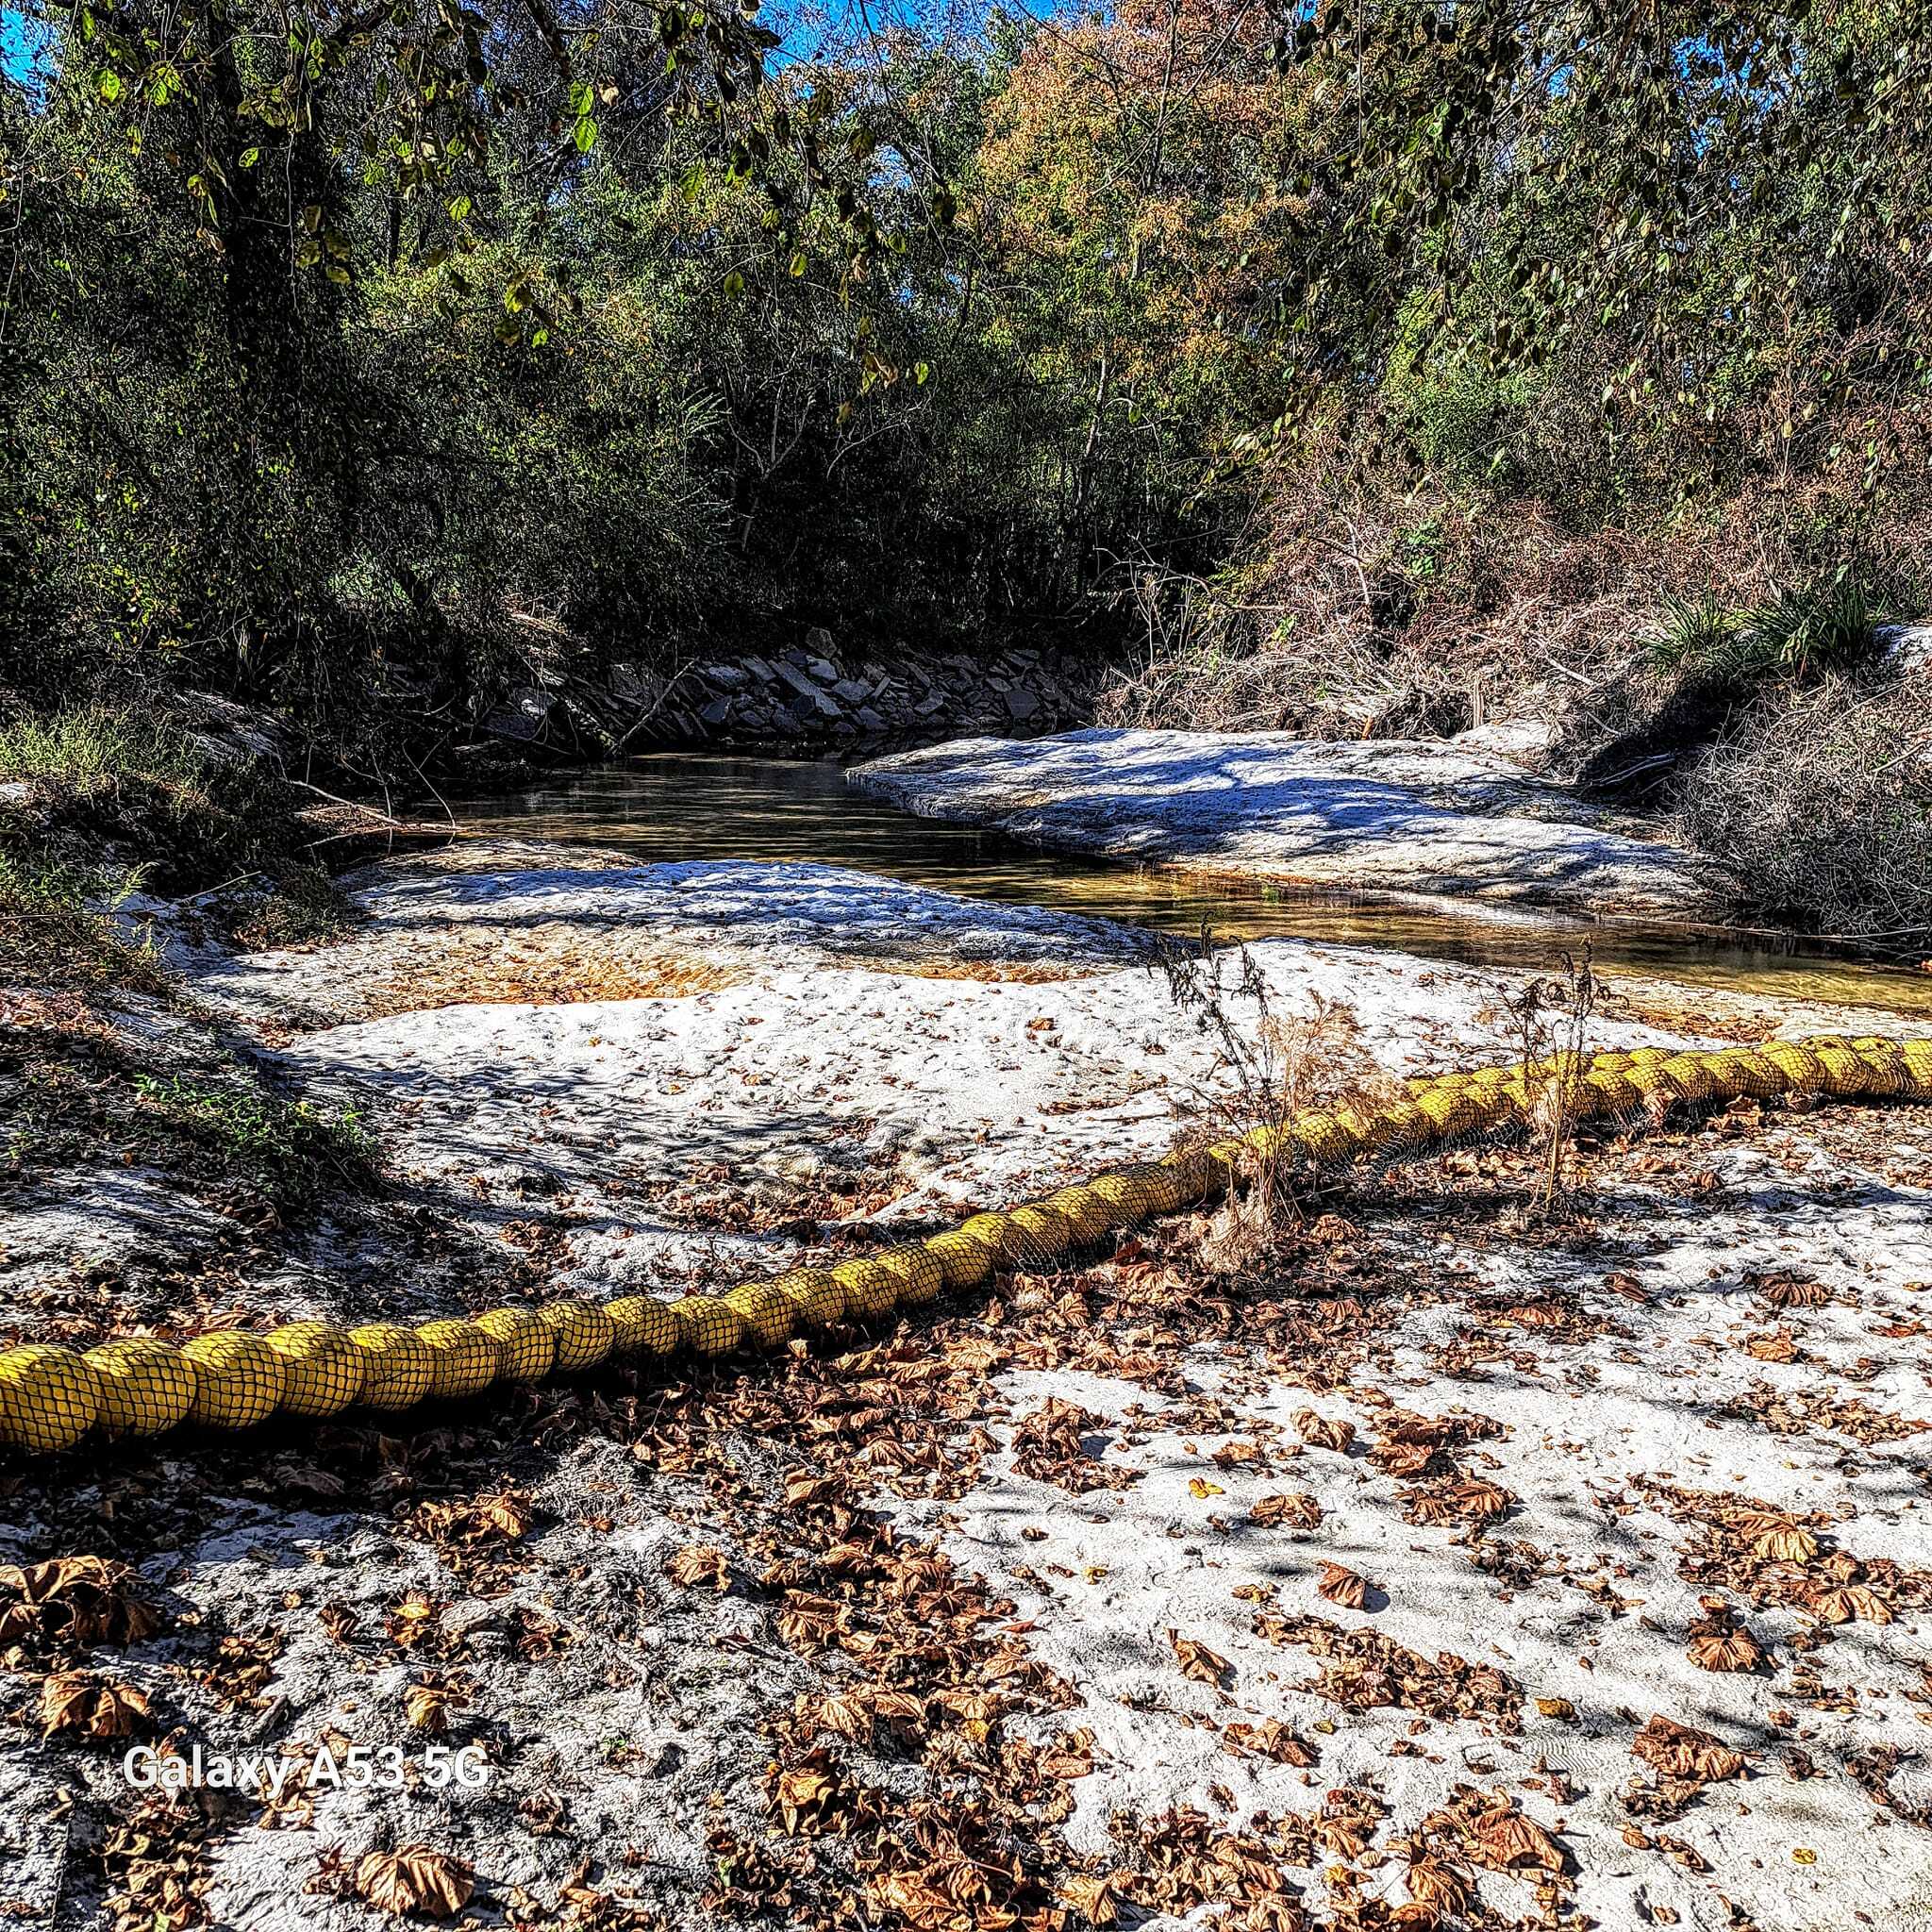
[2,7,50,84]
[0,0,1004,86]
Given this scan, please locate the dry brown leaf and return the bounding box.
[1761,1277,1828,1308]
[1295,1409,1357,1454]
[0,1556,159,1666]
[773,1761,839,1834]
[808,1690,874,1742]
[1406,1856,1474,1913]
[1632,1715,1747,1782]
[1814,1584,1892,1626]
[1317,1562,1372,1610]
[1404,1478,1516,1525]
[666,1544,731,1591]
[403,1679,469,1733]
[1686,1607,1765,1674]
[1170,1629,1231,1687]
[386,1591,441,1648]
[1058,1873,1120,1926]
[1752,1523,1820,1563]
[352,1846,475,1920]
[1249,1492,1324,1530]
[1222,1718,1315,1767]
[39,1670,149,1740]
[1469,1802,1566,1873]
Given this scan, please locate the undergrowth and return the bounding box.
[1,1011,380,1215]
[1645,580,1882,687]
[0,847,168,996]
[131,1073,378,1208]
[1,700,354,991]
[1674,679,1932,943]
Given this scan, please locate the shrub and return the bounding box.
[1645,591,1748,676]
[1673,677,1932,943]
[1645,580,1882,688]
[0,849,167,996]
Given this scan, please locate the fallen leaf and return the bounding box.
[1169,1630,1231,1687]
[1686,1607,1765,1673]
[39,1670,149,1740]
[1405,1855,1474,1913]
[1633,1715,1747,1782]
[1750,1522,1819,1563]
[352,1846,475,1920]
[1058,1873,1120,1925]
[1317,1562,1372,1609]
[1249,1491,1324,1530]
[1813,1584,1892,1625]
[667,1544,731,1591]
[1222,1718,1314,1766]
[1468,1801,1566,1872]
[1295,1409,1356,1454]
[404,1679,469,1733]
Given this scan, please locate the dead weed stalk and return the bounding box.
[1478,946,1622,1220]
[1157,929,1383,1271]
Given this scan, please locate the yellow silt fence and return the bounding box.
[4,1033,1927,1458]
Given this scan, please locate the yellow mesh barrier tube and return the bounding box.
[1006,1202,1075,1266]
[267,1323,366,1418]
[772,1269,848,1329]
[181,1331,287,1430]
[85,1340,195,1439]
[538,1302,615,1374]
[348,1324,435,1411]
[0,1346,102,1454]
[6,1031,1926,1458]
[606,1294,682,1358]
[416,1320,501,1401]
[669,1295,743,1357]
[725,1281,797,1349]
[475,1307,555,1382]
[830,1257,898,1320]
[876,1245,943,1307]
[924,1228,997,1289]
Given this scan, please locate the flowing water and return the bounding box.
[450,753,1932,1017]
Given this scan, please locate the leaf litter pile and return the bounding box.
[3,1092,1932,1930]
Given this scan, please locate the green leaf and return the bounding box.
[723,269,745,298]
[239,147,260,169]
[914,361,929,385]
[789,251,806,277]
[448,194,472,222]
[575,116,597,153]
[97,68,122,101]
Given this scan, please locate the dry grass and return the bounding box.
[855,957,1100,984]
[1673,676,1932,944]
[358,942,750,1021]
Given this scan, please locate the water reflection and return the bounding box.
[449,755,1932,1016]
